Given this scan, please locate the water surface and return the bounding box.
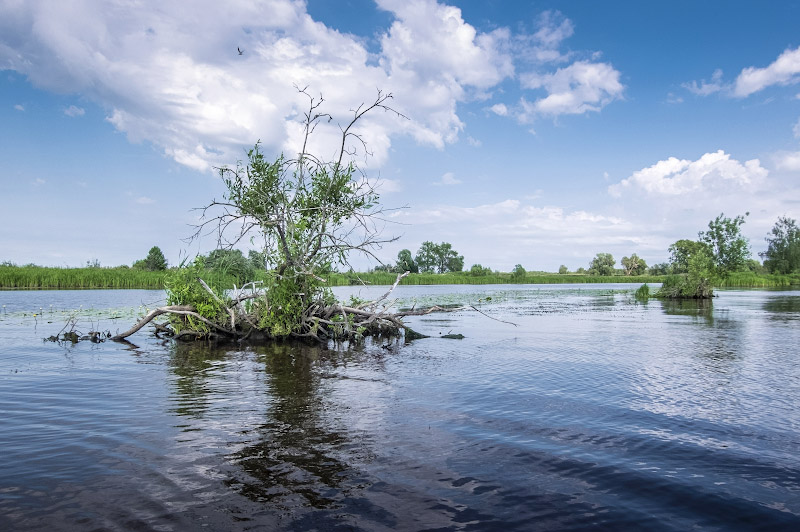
[1,285,799,530]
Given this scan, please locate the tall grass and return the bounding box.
[719,272,800,288]
[325,271,666,286]
[0,265,168,289]
[3,265,796,290]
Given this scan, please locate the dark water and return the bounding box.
[1,285,799,531]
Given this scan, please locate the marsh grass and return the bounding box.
[325,272,666,286]
[719,272,800,288]
[0,265,243,290]
[2,265,796,290]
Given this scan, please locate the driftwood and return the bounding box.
[110,271,512,344]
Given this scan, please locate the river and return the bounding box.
[1,284,799,531]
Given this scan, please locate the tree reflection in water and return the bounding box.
[226,343,362,510]
[661,298,714,325]
[167,340,378,515]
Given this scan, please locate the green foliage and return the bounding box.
[204,249,254,284]
[0,264,167,289]
[248,249,268,272]
[558,265,568,274]
[257,274,306,337]
[220,143,377,275]
[144,246,168,271]
[760,216,800,274]
[164,258,229,332]
[656,250,716,299]
[415,241,464,273]
[588,253,616,276]
[621,253,647,275]
[745,259,765,274]
[668,239,709,274]
[648,262,671,275]
[634,283,650,301]
[470,263,493,276]
[511,264,526,280]
[396,249,418,273]
[698,212,751,277]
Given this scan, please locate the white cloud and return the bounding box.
[489,103,508,116]
[734,46,800,97]
[434,171,461,185]
[0,0,516,172]
[63,105,85,117]
[14,104,24,111]
[136,196,156,205]
[609,150,767,197]
[665,92,684,104]
[794,117,800,139]
[683,68,725,96]
[774,151,800,171]
[466,136,481,147]
[520,60,624,118]
[512,10,574,65]
[532,11,574,50]
[31,178,45,186]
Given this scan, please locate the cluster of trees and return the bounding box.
[583,252,647,276]
[760,216,800,274]
[377,242,465,274]
[579,213,800,280]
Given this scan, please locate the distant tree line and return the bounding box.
[376,241,465,274]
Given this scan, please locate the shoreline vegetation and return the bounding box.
[2,264,798,290]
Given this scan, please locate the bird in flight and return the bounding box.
[237,47,244,55]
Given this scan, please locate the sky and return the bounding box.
[1,0,799,272]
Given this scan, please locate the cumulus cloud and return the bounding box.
[608,150,767,197]
[683,68,725,96]
[774,151,800,171]
[499,10,624,122]
[734,46,800,97]
[63,105,85,117]
[520,60,624,118]
[434,171,461,185]
[488,103,508,116]
[0,0,517,173]
[14,104,25,111]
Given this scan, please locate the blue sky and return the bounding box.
[2,0,799,271]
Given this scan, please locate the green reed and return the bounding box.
[325,272,666,286]
[718,272,800,288]
[0,265,168,289]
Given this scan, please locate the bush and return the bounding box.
[634,283,650,301]
[470,264,492,276]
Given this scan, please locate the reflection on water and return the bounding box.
[1,285,800,530]
[763,294,800,319]
[224,344,355,509]
[661,298,714,325]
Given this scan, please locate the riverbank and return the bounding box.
[1,264,797,290]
